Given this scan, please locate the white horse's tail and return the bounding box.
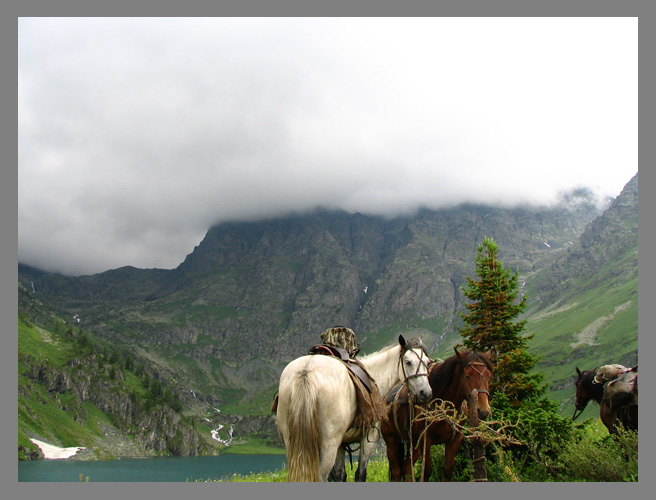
[286,369,321,482]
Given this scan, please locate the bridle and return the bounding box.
[464,361,491,398]
[399,346,432,389]
[572,384,592,422]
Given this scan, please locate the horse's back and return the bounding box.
[279,354,353,391]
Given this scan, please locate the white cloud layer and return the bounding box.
[18,17,638,275]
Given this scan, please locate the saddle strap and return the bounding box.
[346,361,375,394]
[308,344,350,361]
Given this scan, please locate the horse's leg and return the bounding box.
[382,431,404,481]
[402,440,417,481]
[628,405,638,431]
[382,435,401,481]
[318,436,344,482]
[328,445,347,482]
[443,432,463,482]
[600,402,618,434]
[381,416,404,482]
[354,426,378,482]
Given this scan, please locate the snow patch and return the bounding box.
[30,438,85,459]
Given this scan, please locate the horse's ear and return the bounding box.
[454,346,466,360]
[576,367,581,376]
[398,335,406,348]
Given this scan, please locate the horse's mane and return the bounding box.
[358,337,426,360]
[430,350,493,398]
[402,337,428,354]
[579,370,597,385]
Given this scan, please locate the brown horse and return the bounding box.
[381,348,494,481]
[573,367,638,434]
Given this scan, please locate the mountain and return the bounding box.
[521,173,638,414]
[18,174,638,454]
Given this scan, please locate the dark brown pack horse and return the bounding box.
[381,348,494,481]
[573,367,638,434]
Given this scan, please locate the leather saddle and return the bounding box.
[308,344,376,394]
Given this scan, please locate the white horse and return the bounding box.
[276,335,432,482]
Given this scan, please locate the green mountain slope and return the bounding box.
[18,284,219,460]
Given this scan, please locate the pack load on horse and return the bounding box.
[603,366,638,409]
[381,347,494,481]
[319,325,360,358]
[573,364,638,434]
[274,333,432,481]
[594,364,629,385]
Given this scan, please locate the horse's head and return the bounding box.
[455,348,494,420]
[573,367,596,418]
[398,335,432,404]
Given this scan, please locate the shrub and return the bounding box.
[555,423,638,481]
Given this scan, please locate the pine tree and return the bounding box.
[459,237,544,403]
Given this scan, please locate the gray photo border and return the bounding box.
[6,2,651,500]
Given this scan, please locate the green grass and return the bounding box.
[18,321,74,367]
[214,454,392,482]
[222,442,286,455]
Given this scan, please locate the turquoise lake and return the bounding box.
[18,454,288,482]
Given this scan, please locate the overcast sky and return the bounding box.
[18,17,638,276]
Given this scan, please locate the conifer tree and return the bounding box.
[459,237,544,403]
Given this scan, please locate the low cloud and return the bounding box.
[18,18,638,275]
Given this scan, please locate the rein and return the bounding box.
[572,408,584,421]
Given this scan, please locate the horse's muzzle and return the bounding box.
[415,388,432,404]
